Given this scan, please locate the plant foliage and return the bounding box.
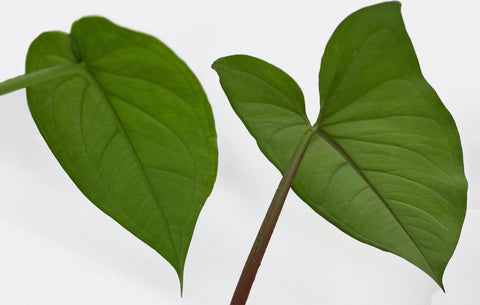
[213,1,467,288]
[1,17,218,288]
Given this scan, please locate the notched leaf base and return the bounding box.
[25,16,218,290]
[213,1,467,290]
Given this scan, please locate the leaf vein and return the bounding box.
[333,136,448,175]
[317,129,437,277]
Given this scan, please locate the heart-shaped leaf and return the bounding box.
[22,17,218,287]
[213,1,467,288]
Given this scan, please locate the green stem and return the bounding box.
[231,124,319,305]
[0,64,83,96]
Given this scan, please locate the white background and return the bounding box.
[0,0,479,304]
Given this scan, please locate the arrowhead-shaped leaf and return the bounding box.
[213,2,467,288]
[25,17,218,286]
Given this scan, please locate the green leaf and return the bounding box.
[213,1,467,289]
[22,17,217,287]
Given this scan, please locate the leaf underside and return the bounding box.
[25,17,218,286]
[213,1,467,289]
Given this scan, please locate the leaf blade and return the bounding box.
[316,1,466,287]
[213,2,467,288]
[25,17,218,286]
[212,55,311,175]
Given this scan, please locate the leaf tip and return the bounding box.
[179,277,184,297]
[211,57,228,72]
[175,264,185,297]
[440,283,446,293]
[353,1,402,17]
[434,274,446,293]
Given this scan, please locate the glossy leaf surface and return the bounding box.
[213,2,467,288]
[25,17,218,284]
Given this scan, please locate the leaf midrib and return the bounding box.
[78,66,181,268]
[315,127,437,280]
